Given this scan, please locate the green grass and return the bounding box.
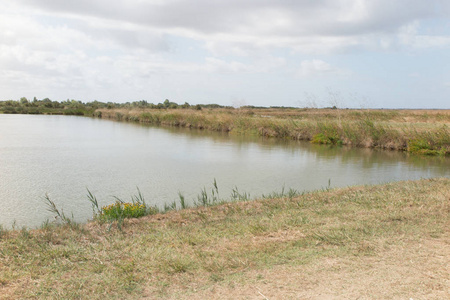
[1,178,449,299]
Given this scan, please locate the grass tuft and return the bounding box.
[43,194,77,228]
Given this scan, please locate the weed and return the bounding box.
[131,187,146,205]
[164,201,177,212]
[87,188,101,215]
[195,179,221,207]
[262,186,301,200]
[43,194,77,227]
[101,202,146,220]
[178,192,187,209]
[196,187,210,206]
[87,188,159,222]
[231,186,250,201]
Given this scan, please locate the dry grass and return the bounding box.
[96,108,450,155]
[1,178,449,299]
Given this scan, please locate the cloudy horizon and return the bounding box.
[1,0,449,108]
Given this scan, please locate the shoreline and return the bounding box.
[95,108,450,156]
[1,178,449,298]
[1,105,449,155]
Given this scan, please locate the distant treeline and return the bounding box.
[0,97,303,115]
[0,97,95,115]
[0,97,241,115]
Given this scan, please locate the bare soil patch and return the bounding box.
[160,236,449,300]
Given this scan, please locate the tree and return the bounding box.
[163,99,170,108]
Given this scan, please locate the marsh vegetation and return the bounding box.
[98,107,450,155]
[2,98,449,155]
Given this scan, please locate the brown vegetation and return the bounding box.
[96,108,450,155]
[1,178,449,299]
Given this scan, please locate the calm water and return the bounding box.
[1,114,449,228]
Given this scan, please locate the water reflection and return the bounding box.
[151,123,449,177]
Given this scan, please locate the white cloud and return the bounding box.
[11,0,449,55]
[204,58,251,74]
[298,60,349,78]
[406,35,450,48]
[203,55,285,74]
[397,21,450,49]
[0,1,449,108]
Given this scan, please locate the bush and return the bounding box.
[100,202,147,220]
[311,133,342,145]
[87,188,159,223]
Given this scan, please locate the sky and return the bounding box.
[0,0,449,108]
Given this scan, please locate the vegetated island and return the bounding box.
[0,178,449,298]
[1,97,449,155]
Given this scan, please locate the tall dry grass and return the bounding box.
[95,108,450,155]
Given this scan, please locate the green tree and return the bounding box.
[163,99,170,108]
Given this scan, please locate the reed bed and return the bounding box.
[96,108,450,155]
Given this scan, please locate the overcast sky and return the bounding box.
[1,1,449,108]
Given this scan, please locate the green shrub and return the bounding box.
[100,202,147,220]
[408,138,440,155]
[87,188,159,222]
[312,133,342,145]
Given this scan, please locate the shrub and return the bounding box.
[312,133,342,145]
[87,188,159,222]
[100,202,147,220]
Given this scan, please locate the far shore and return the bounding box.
[1,98,448,155]
[96,107,450,155]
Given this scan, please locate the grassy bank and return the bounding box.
[96,108,450,155]
[2,98,449,155]
[1,178,449,299]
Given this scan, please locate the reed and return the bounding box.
[230,186,251,201]
[43,194,77,228]
[178,192,187,209]
[262,186,302,200]
[95,108,450,155]
[44,180,298,227]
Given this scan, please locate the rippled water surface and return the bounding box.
[1,114,449,228]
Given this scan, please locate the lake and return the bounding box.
[1,114,449,228]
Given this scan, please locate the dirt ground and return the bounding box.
[154,235,449,300]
